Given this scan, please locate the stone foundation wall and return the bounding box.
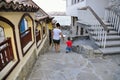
[38,36,50,55]
[72,44,102,58]
[16,50,37,80]
[72,45,96,58]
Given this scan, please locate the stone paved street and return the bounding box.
[27,43,120,80]
[27,30,120,80]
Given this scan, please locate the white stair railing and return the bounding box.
[116,16,120,31]
[80,6,108,48]
[92,24,107,48]
[105,8,120,34]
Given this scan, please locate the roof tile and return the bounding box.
[0,0,39,12]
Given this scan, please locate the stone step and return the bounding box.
[99,47,120,54]
[107,26,115,30]
[89,30,118,35]
[87,27,114,31]
[102,20,111,26]
[107,30,118,35]
[87,28,115,34]
[92,35,120,41]
[95,41,120,47]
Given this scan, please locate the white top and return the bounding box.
[53,28,62,40]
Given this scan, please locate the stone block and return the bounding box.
[72,44,95,58]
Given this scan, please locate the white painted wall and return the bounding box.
[78,9,98,25]
[66,0,109,18]
[86,0,109,19]
[66,0,87,16]
[66,0,109,25]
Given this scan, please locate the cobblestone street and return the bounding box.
[27,30,120,80]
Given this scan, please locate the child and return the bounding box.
[66,37,72,53]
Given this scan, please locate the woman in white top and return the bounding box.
[52,23,64,53]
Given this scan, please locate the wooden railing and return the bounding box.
[43,27,45,35]
[36,30,41,43]
[20,27,32,48]
[0,38,14,71]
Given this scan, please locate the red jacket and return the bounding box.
[66,40,72,47]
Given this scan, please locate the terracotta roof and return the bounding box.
[0,0,39,12]
[35,9,54,21]
[35,8,49,21]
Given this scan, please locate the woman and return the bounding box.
[52,23,64,53]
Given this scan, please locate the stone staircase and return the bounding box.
[87,23,120,54]
[78,4,120,55]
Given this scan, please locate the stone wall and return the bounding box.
[72,43,103,58]
[72,45,95,58]
[71,35,103,58]
[12,36,50,80]
[16,50,37,80]
[38,36,50,55]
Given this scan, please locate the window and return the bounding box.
[20,18,28,33]
[36,29,41,43]
[0,27,14,71]
[19,14,34,55]
[0,16,18,78]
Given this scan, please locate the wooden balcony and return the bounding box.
[43,27,45,35]
[0,38,14,71]
[20,27,32,48]
[36,30,41,43]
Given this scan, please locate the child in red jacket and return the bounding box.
[66,37,72,53]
